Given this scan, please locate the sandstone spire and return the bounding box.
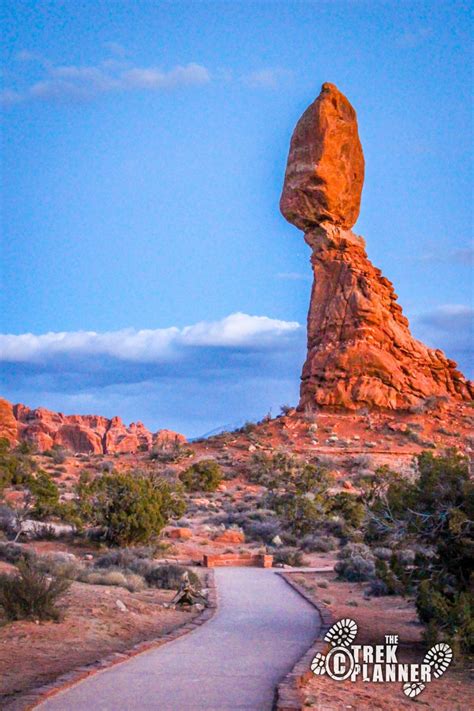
[281,83,473,410]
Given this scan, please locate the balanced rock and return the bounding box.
[280,82,364,231]
[281,84,473,411]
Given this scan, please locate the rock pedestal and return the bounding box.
[300,225,473,410]
[280,83,473,410]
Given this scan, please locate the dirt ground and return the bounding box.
[292,571,473,711]
[0,580,198,708]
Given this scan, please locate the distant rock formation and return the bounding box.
[281,83,473,410]
[0,398,186,454]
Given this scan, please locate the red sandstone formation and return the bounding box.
[0,398,18,445]
[280,82,364,231]
[280,83,473,411]
[0,397,186,454]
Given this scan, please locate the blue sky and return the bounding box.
[1,1,472,436]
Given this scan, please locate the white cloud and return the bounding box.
[0,313,301,363]
[121,63,210,90]
[3,49,211,105]
[243,67,293,89]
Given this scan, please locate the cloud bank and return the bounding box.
[0,313,300,363]
[0,313,305,436]
[2,45,293,105]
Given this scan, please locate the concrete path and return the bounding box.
[37,567,319,711]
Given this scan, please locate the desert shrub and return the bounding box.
[366,578,390,597]
[374,558,405,595]
[93,548,160,579]
[346,454,372,471]
[0,505,16,535]
[29,471,61,519]
[301,534,338,553]
[49,445,69,465]
[125,557,157,578]
[78,567,146,592]
[243,519,281,544]
[330,493,365,535]
[16,441,37,455]
[150,440,194,464]
[273,547,306,567]
[144,564,201,590]
[373,547,392,561]
[0,558,71,621]
[269,491,328,538]
[77,470,185,546]
[29,522,56,540]
[237,421,258,435]
[0,541,35,563]
[35,552,82,580]
[247,452,325,493]
[264,460,332,537]
[314,454,339,469]
[94,546,155,569]
[335,543,376,582]
[99,460,114,473]
[179,460,222,493]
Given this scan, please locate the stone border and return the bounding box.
[5,570,218,711]
[274,571,334,711]
[203,552,273,568]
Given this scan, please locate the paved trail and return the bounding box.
[37,568,319,711]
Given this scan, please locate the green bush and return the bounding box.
[365,450,474,655]
[0,558,70,621]
[330,493,365,535]
[77,470,185,546]
[179,460,222,492]
[0,437,34,492]
[29,471,61,519]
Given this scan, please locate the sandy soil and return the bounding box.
[0,580,198,708]
[292,571,473,711]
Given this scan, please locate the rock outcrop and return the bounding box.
[0,398,186,454]
[281,83,473,410]
[0,398,18,445]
